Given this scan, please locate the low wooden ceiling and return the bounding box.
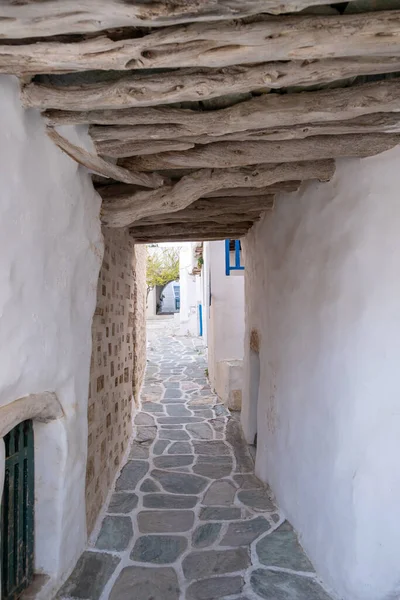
[2,1,400,242]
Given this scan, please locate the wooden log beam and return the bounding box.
[131,233,245,243]
[101,160,335,227]
[67,80,400,149]
[129,221,255,239]
[132,211,264,226]
[46,128,165,187]
[22,57,400,111]
[132,196,274,225]
[92,113,400,156]
[120,134,400,171]
[0,0,353,39]
[3,11,400,75]
[96,181,300,201]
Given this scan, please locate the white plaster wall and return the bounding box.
[242,146,400,600]
[0,76,103,593]
[179,243,198,336]
[207,241,245,394]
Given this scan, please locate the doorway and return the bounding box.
[1,420,34,600]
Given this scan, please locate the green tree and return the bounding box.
[146,247,180,299]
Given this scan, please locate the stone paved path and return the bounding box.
[58,325,334,600]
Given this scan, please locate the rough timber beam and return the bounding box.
[120,134,400,171]
[0,0,356,38]
[101,160,335,227]
[93,114,400,157]
[129,221,255,240]
[96,181,300,202]
[21,58,400,111]
[131,233,246,244]
[130,196,274,226]
[2,11,399,75]
[46,128,165,188]
[45,80,400,148]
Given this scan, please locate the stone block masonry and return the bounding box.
[86,227,146,535]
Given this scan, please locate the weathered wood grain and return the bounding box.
[131,233,246,243]
[3,11,400,74]
[0,0,354,39]
[22,57,400,111]
[52,80,400,150]
[46,128,164,188]
[101,160,335,227]
[129,221,255,239]
[119,134,400,171]
[93,113,400,156]
[96,181,300,201]
[132,196,274,225]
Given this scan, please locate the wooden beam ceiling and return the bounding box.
[1,2,400,243]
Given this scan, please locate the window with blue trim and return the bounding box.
[225,239,244,276]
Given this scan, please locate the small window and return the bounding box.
[225,239,244,276]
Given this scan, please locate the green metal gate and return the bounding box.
[1,420,34,600]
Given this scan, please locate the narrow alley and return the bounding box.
[58,319,333,600]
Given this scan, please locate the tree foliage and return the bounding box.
[146,247,180,298]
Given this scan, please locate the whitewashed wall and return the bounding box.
[0,76,103,596]
[207,241,245,400]
[179,243,199,336]
[242,146,400,600]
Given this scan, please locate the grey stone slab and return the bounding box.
[226,420,254,473]
[143,493,198,509]
[136,426,158,443]
[154,455,194,469]
[164,382,180,389]
[192,523,222,548]
[141,401,164,413]
[159,429,190,440]
[116,460,148,491]
[152,469,208,494]
[214,404,230,416]
[154,439,170,455]
[187,423,213,440]
[161,424,184,430]
[57,551,120,600]
[168,442,192,454]
[221,516,270,546]
[140,478,160,492]
[237,489,275,511]
[162,397,188,403]
[158,417,204,424]
[109,566,179,600]
[131,535,187,564]
[256,522,315,572]
[186,576,244,600]
[209,418,226,433]
[183,548,250,580]
[193,441,230,455]
[164,389,183,399]
[233,474,264,489]
[129,441,150,459]
[108,492,138,514]
[95,516,133,551]
[199,507,241,521]
[250,569,332,600]
[135,413,155,426]
[203,481,236,506]
[138,510,195,533]
[191,409,214,418]
[193,456,233,479]
[166,404,192,417]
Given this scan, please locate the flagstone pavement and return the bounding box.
[57,321,334,600]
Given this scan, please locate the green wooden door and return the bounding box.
[1,420,34,600]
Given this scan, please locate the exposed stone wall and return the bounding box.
[86,228,145,534]
[132,245,147,400]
